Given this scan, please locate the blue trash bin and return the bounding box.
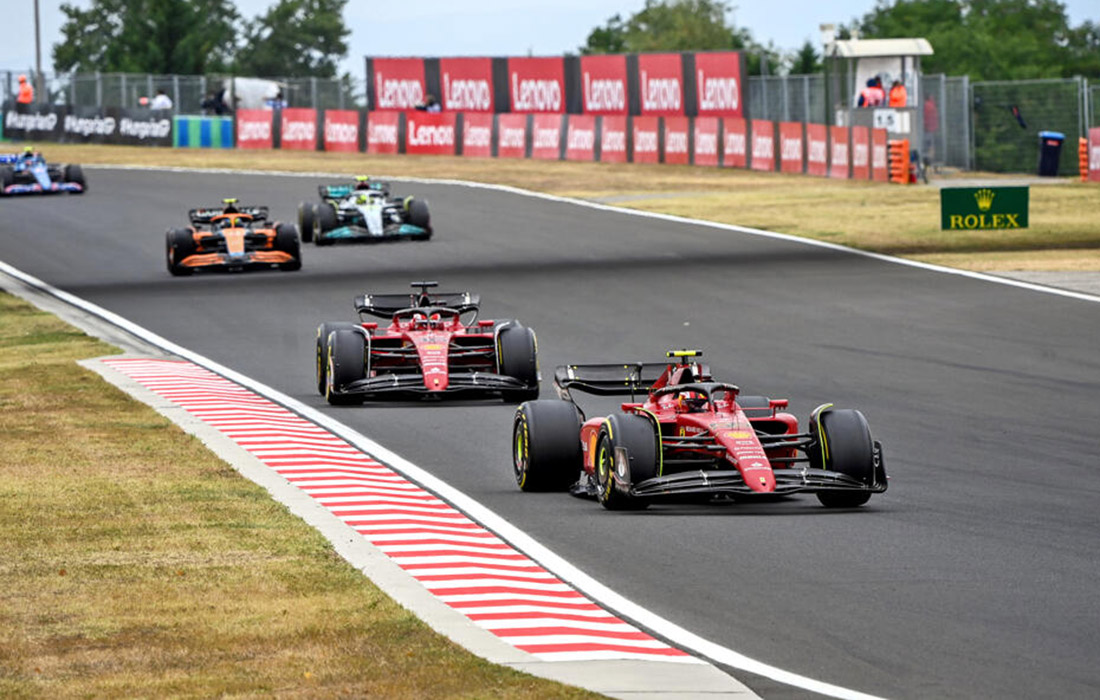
[1038,131,1064,176]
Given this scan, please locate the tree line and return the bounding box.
[582,0,1099,79]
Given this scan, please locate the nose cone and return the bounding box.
[714,427,776,493]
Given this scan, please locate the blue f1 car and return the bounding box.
[0,148,86,195]
[297,176,431,246]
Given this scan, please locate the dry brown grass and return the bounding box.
[0,292,597,699]
[34,143,1100,271]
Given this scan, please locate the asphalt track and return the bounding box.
[3,168,1099,699]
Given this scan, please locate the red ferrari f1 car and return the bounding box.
[165,199,302,275]
[317,281,539,404]
[512,350,887,509]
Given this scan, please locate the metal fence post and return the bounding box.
[311,76,318,109]
[173,75,179,111]
[120,73,127,108]
[147,74,153,103]
[95,71,102,107]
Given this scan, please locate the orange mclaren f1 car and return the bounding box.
[166,199,302,275]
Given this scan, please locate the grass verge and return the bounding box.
[0,291,597,699]
[34,143,1100,271]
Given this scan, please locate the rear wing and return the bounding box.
[189,205,269,223]
[553,362,670,400]
[319,182,389,200]
[353,291,481,319]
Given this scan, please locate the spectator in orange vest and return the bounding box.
[888,80,908,107]
[858,77,884,108]
[16,75,34,104]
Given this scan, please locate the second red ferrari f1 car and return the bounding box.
[166,199,302,275]
[316,281,539,404]
[512,350,887,509]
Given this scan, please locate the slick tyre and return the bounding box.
[165,228,195,276]
[596,414,658,511]
[315,322,359,395]
[0,166,13,190]
[513,400,583,492]
[407,198,431,236]
[315,202,338,245]
[297,202,315,243]
[810,409,875,508]
[275,223,302,271]
[324,329,367,406]
[63,164,86,191]
[497,323,539,402]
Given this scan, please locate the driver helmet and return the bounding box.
[222,197,240,213]
[356,193,369,204]
[677,391,708,413]
[354,175,372,190]
[22,146,35,158]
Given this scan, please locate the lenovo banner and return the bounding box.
[632,116,660,163]
[693,117,719,166]
[565,115,596,161]
[599,115,628,163]
[236,109,273,149]
[370,58,426,111]
[871,128,889,182]
[366,111,400,154]
[663,116,690,165]
[280,108,317,150]
[405,111,457,156]
[806,124,828,177]
[440,58,494,113]
[750,119,775,172]
[323,110,360,153]
[694,52,743,118]
[496,113,528,158]
[829,126,850,179]
[778,121,804,174]
[638,54,684,116]
[851,126,870,180]
[580,54,628,115]
[508,57,565,113]
[462,112,493,158]
[721,117,747,168]
[531,114,563,159]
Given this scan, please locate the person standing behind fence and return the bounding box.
[858,77,884,107]
[16,74,33,104]
[888,80,908,107]
[151,89,172,110]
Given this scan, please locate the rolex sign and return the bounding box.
[941,186,1029,230]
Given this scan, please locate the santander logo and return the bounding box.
[512,75,562,111]
[465,124,491,148]
[444,72,492,111]
[239,119,271,141]
[325,121,357,144]
[641,70,681,111]
[407,119,455,147]
[368,122,398,145]
[584,73,625,112]
[375,71,423,109]
[282,120,315,142]
[781,137,802,161]
[698,71,739,111]
[725,132,746,155]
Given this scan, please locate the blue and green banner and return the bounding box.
[173,115,234,149]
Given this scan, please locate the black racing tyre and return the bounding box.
[407,198,431,230]
[513,400,583,492]
[596,413,659,511]
[497,323,539,402]
[315,202,338,245]
[275,223,302,271]
[325,329,367,406]
[297,202,314,243]
[165,227,195,276]
[0,166,13,189]
[736,395,772,418]
[810,409,875,508]
[63,163,86,191]
[315,322,359,395]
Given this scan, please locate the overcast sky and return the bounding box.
[4,0,1097,78]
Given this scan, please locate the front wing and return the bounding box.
[332,371,530,400]
[3,181,83,196]
[177,250,297,271]
[317,223,429,243]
